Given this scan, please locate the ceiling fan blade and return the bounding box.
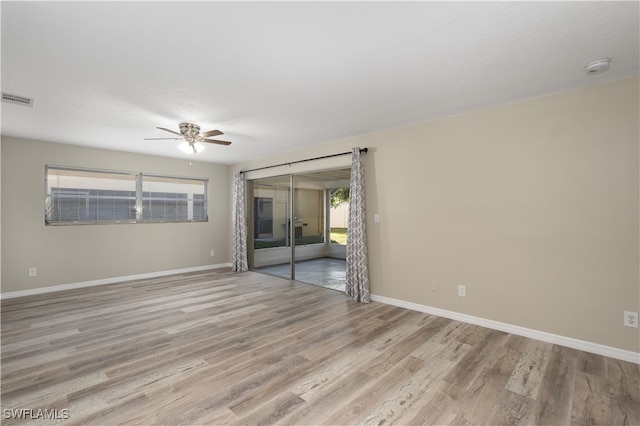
[201,129,223,138]
[157,126,182,136]
[144,137,182,140]
[202,138,232,146]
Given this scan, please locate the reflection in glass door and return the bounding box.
[247,175,292,280]
[254,197,273,238]
[248,168,351,292]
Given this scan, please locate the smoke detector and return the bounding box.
[585,58,611,75]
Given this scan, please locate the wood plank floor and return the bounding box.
[1,269,638,425]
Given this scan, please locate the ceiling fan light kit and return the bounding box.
[144,122,232,154]
[179,140,204,154]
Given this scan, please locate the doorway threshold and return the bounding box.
[254,257,346,293]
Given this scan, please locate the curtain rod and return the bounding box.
[240,147,368,174]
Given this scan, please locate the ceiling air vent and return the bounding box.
[2,92,34,107]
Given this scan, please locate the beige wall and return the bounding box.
[233,77,640,352]
[1,137,230,293]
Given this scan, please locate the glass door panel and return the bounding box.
[293,173,326,273]
[247,175,292,280]
[292,169,350,292]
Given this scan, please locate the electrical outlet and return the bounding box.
[431,281,439,293]
[458,284,466,297]
[28,267,37,277]
[624,311,638,328]
[210,250,215,257]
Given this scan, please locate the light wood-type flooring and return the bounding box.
[1,269,638,425]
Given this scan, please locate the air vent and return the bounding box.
[2,92,34,107]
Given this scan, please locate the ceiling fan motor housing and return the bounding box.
[179,122,201,136]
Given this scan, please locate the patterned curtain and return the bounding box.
[231,171,248,272]
[346,147,370,303]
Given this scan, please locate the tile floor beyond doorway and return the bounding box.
[255,257,346,292]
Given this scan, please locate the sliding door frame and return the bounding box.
[289,174,296,280]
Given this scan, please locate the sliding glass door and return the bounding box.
[247,168,351,292]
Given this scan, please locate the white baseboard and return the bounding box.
[0,263,233,300]
[371,294,640,365]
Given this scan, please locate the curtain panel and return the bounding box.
[346,147,370,303]
[232,171,248,272]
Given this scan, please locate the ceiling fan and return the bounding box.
[145,122,231,154]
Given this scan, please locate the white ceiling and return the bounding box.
[2,1,638,165]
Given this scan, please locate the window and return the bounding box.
[46,168,137,224]
[142,175,207,222]
[45,166,208,225]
